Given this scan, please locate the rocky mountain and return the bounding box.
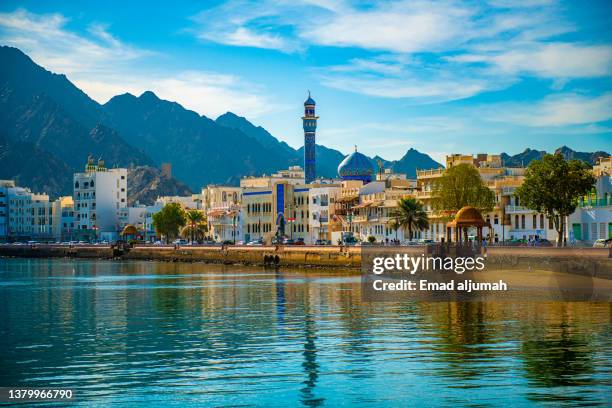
[389,148,443,176]
[0,133,73,195]
[502,146,609,167]
[127,166,193,206]
[0,46,151,171]
[0,45,446,197]
[103,91,292,187]
[554,145,610,164]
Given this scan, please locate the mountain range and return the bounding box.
[1,46,608,204]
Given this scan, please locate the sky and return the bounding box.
[1,0,611,163]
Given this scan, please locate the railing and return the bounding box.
[416,168,444,178]
[505,205,532,213]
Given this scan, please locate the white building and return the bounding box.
[308,184,341,243]
[240,166,305,188]
[569,174,612,244]
[203,185,242,243]
[0,180,14,240]
[155,195,201,210]
[6,185,33,241]
[73,156,127,241]
[31,193,53,241]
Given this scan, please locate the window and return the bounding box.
[515,215,519,229]
[521,215,525,229]
[540,214,544,229]
[494,215,499,225]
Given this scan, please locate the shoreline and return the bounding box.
[1,244,610,276]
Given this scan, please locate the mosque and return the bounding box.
[302,92,374,185]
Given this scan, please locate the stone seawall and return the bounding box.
[1,245,610,274]
[124,245,362,268]
[0,245,116,259]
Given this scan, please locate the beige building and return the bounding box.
[416,153,564,243]
[240,166,305,188]
[203,185,242,242]
[241,181,312,244]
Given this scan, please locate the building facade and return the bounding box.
[73,157,127,241]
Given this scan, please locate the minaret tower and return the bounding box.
[302,91,318,184]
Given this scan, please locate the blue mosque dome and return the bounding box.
[338,146,374,183]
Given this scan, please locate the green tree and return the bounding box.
[432,164,495,214]
[515,153,595,246]
[182,209,206,242]
[388,197,430,241]
[152,203,186,243]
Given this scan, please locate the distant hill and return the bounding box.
[127,166,193,206]
[502,146,609,167]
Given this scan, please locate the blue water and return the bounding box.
[0,259,611,407]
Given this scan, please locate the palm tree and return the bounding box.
[388,198,429,242]
[184,209,206,243]
[180,223,207,242]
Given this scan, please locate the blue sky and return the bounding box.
[1,0,611,163]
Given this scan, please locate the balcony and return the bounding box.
[501,187,516,196]
[416,168,444,179]
[505,205,533,214]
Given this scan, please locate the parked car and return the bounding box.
[593,238,612,248]
[173,239,188,245]
[282,238,295,245]
[315,239,329,245]
[534,238,553,247]
[246,239,263,246]
[294,238,305,245]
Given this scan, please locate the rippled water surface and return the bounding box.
[1,259,611,406]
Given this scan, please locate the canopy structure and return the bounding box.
[121,224,138,237]
[445,206,491,243]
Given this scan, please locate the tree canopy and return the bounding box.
[515,153,595,246]
[152,202,186,242]
[388,197,429,241]
[432,164,495,214]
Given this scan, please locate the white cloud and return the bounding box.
[302,1,476,53]
[451,43,612,78]
[0,9,282,119]
[485,93,612,127]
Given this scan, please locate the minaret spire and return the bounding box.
[302,91,318,184]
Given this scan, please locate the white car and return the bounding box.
[593,238,611,248]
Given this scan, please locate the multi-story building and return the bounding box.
[416,154,562,243]
[569,159,612,243]
[241,180,312,244]
[31,193,53,242]
[51,196,75,242]
[73,156,127,241]
[203,185,242,242]
[0,180,14,240]
[240,166,305,188]
[351,179,418,243]
[6,185,33,241]
[308,183,341,243]
[155,194,202,210]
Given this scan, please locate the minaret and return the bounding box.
[302,91,318,184]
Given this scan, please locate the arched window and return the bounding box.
[75,181,79,188]
[222,192,227,202]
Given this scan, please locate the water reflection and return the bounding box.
[0,259,610,406]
